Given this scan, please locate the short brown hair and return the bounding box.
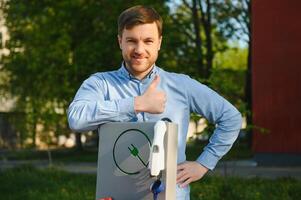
[118,5,163,36]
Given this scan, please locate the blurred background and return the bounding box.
[0,0,250,152]
[0,0,300,199]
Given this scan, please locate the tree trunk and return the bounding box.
[191,0,204,76]
[203,0,213,79]
[32,120,37,148]
[31,107,37,148]
[75,132,83,151]
[198,0,213,80]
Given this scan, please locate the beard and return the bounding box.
[123,57,155,79]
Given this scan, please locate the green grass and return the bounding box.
[1,166,300,200]
[191,176,301,200]
[0,165,96,200]
[2,148,98,163]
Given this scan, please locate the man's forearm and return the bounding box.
[196,111,242,170]
[67,97,136,132]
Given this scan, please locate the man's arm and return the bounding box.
[177,76,242,187]
[67,74,137,132]
[68,74,166,132]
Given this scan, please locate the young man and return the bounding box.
[68,5,242,199]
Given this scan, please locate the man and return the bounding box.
[68,5,242,199]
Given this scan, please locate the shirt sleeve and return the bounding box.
[67,74,137,132]
[184,76,242,170]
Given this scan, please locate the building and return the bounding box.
[252,0,301,165]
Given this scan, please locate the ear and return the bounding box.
[158,36,162,51]
[117,35,122,49]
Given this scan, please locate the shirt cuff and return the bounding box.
[117,97,137,119]
[196,150,220,170]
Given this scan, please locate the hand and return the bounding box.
[177,161,208,188]
[134,75,166,114]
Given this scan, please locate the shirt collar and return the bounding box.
[118,61,158,84]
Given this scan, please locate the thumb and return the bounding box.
[149,75,160,89]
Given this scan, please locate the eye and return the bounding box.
[126,39,135,43]
[145,40,154,44]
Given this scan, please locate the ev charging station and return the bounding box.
[96,121,178,200]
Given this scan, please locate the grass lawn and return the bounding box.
[1,148,99,163]
[1,165,300,200]
[0,165,96,200]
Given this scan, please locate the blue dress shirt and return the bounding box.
[68,64,242,170]
[68,63,242,200]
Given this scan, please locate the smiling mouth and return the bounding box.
[131,56,146,63]
[133,57,144,59]
[132,55,145,59]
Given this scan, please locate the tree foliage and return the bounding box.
[1,0,170,147]
[1,0,250,148]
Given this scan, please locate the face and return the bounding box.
[118,22,162,80]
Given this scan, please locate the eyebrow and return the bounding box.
[125,37,154,40]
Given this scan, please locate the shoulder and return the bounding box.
[157,67,198,85]
[86,69,120,83]
[158,67,187,80]
[79,69,120,91]
[157,67,214,97]
[90,69,119,80]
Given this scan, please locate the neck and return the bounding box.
[124,63,154,80]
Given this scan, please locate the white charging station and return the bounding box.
[95,122,178,200]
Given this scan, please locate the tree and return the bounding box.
[180,0,214,79]
[1,0,170,149]
[165,1,250,141]
[2,0,250,149]
[213,0,252,144]
[165,0,229,80]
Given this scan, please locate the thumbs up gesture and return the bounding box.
[134,75,166,114]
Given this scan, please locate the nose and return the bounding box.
[134,42,144,54]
